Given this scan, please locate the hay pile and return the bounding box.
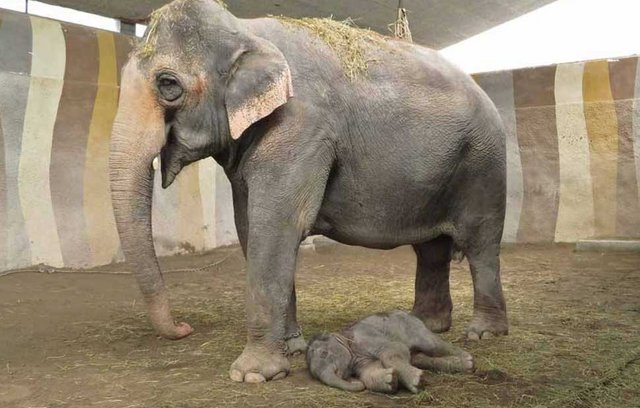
[275,16,386,79]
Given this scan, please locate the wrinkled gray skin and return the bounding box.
[307,311,474,393]
[109,0,508,383]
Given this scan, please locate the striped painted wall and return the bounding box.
[475,57,640,242]
[1,9,639,272]
[0,10,237,272]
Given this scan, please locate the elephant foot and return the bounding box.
[147,292,193,340]
[458,351,475,372]
[369,368,399,393]
[373,368,398,393]
[403,368,429,394]
[421,315,452,333]
[465,310,508,340]
[158,321,193,340]
[229,345,290,383]
[413,308,452,333]
[285,333,307,356]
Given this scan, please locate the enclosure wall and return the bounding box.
[1,9,639,273]
[474,59,640,243]
[0,10,237,272]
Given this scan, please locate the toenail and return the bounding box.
[245,373,266,383]
[229,370,244,382]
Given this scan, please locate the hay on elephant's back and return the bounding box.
[274,16,386,80]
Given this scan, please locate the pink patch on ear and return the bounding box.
[228,69,294,140]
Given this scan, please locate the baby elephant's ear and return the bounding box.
[225,38,293,140]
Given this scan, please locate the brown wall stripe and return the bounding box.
[0,12,32,269]
[49,24,99,267]
[583,60,619,237]
[610,58,637,100]
[0,114,6,269]
[609,57,640,236]
[0,14,4,267]
[0,11,4,269]
[514,65,560,242]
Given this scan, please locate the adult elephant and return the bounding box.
[109,0,508,383]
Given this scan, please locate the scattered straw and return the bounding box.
[2,245,640,407]
[135,5,169,59]
[274,16,386,80]
[135,0,228,59]
[134,5,386,79]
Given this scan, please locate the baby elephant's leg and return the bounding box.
[411,352,474,373]
[357,360,398,393]
[410,326,475,373]
[379,343,428,394]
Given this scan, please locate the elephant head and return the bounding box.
[306,333,365,392]
[109,0,293,339]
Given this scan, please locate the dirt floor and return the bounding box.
[0,243,638,408]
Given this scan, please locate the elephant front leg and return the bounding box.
[227,130,332,382]
[229,227,300,383]
[357,360,399,393]
[378,343,428,394]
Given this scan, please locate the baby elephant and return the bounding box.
[306,310,474,393]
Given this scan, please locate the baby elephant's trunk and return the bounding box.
[318,369,365,392]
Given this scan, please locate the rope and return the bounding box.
[393,0,413,43]
[0,253,234,278]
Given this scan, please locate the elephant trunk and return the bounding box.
[109,61,192,340]
[318,368,365,392]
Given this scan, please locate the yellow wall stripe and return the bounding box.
[84,31,121,265]
[583,60,619,237]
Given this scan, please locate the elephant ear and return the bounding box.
[225,38,293,140]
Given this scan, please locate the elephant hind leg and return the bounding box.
[411,351,475,373]
[465,243,508,340]
[412,236,454,333]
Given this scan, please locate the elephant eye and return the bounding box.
[156,73,183,102]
